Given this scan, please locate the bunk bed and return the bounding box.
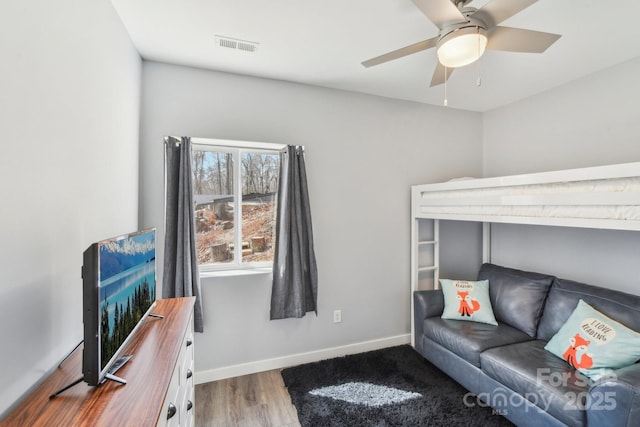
[410,161,640,345]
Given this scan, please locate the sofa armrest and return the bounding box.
[413,290,444,355]
[587,363,640,427]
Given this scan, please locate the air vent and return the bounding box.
[215,36,259,53]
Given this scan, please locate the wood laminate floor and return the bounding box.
[195,369,301,427]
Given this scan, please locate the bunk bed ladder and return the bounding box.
[410,217,439,347]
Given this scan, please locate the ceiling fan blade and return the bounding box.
[487,26,561,53]
[430,62,454,87]
[472,0,537,28]
[411,0,466,28]
[361,37,438,68]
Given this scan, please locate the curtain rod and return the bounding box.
[165,136,300,152]
[164,136,182,147]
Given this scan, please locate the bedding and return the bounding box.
[412,163,640,230]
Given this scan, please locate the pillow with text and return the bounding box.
[440,279,498,326]
[545,299,640,380]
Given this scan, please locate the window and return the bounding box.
[191,139,283,271]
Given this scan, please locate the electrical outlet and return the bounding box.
[333,310,342,323]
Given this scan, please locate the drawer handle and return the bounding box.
[167,402,177,420]
[187,400,193,411]
[186,338,193,347]
[186,369,193,379]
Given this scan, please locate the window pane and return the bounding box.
[241,152,280,262]
[192,150,234,265]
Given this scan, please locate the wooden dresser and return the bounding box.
[0,297,195,427]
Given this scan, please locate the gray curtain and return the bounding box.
[163,136,204,332]
[271,145,318,320]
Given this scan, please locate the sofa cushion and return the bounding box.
[440,279,497,325]
[423,317,531,367]
[478,263,555,337]
[480,340,589,427]
[544,299,640,381]
[537,278,640,342]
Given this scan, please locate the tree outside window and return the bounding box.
[191,143,280,270]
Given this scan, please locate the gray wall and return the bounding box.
[482,58,640,294]
[439,220,484,281]
[139,61,483,377]
[0,0,141,417]
[483,57,640,176]
[490,224,640,295]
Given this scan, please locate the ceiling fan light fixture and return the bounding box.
[437,26,487,68]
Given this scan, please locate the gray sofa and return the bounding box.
[413,263,640,427]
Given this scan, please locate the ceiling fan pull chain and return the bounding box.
[477,27,482,87]
[444,66,448,106]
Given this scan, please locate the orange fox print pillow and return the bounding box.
[545,299,640,380]
[440,279,497,326]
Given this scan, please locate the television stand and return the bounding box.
[49,377,84,399]
[57,340,83,369]
[103,373,126,385]
[102,354,131,383]
[50,354,131,398]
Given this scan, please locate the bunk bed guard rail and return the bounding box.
[411,162,640,231]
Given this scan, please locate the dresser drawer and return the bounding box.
[157,309,195,427]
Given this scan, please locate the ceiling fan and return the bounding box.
[362,0,561,86]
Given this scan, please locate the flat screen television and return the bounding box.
[81,228,157,386]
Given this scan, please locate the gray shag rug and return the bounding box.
[281,345,514,427]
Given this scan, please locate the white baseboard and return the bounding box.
[194,334,411,385]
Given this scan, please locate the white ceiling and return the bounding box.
[109,0,640,112]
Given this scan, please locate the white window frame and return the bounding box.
[191,137,286,273]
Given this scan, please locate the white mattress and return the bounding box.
[412,164,640,230]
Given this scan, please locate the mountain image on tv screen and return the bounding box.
[98,231,156,370]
